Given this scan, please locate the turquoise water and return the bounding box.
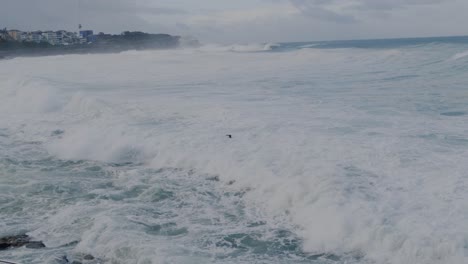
[1,37,468,263]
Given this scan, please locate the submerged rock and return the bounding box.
[56,255,70,264]
[25,241,46,249]
[206,176,220,182]
[51,129,65,136]
[0,234,45,250]
[61,253,98,264]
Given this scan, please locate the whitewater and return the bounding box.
[1,37,468,264]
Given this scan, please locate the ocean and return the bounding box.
[1,36,468,264]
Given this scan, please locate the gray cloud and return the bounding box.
[0,0,466,43]
[0,0,185,33]
[289,0,452,23]
[290,0,357,23]
[143,7,187,15]
[77,0,186,15]
[357,0,450,10]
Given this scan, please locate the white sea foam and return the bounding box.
[451,50,468,60]
[197,43,278,52]
[1,44,468,264]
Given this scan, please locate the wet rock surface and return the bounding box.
[0,235,100,264]
[0,234,45,250]
[56,253,99,264]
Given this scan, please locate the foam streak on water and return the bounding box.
[1,39,468,264]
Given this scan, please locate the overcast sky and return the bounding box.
[1,0,467,43]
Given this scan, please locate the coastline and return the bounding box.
[0,32,185,60]
[0,45,177,60]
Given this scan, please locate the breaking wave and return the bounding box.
[197,43,280,52]
[1,37,468,264]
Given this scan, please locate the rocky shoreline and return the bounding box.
[0,234,45,251]
[0,31,192,60]
[0,234,99,264]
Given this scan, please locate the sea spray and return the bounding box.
[1,38,468,264]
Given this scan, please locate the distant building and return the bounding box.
[42,31,58,45]
[1,28,96,46]
[87,35,97,43]
[79,30,93,38]
[61,31,78,45]
[19,32,28,42]
[55,30,66,45]
[0,30,8,41]
[8,30,22,41]
[79,30,96,43]
[30,31,43,43]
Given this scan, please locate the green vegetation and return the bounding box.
[95,31,180,49]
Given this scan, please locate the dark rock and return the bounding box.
[25,241,46,249]
[227,180,236,185]
[83,255,94,260]
[51,129,65,136]
[57,255,69,264]
[0,234,45,250]
[0,243,9,250]
[71,262,82,264]
[207,176,220,182]
[59,241,79,248]
[306,253,341,261]
[0,259,20,264]
[0,234,29,250]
